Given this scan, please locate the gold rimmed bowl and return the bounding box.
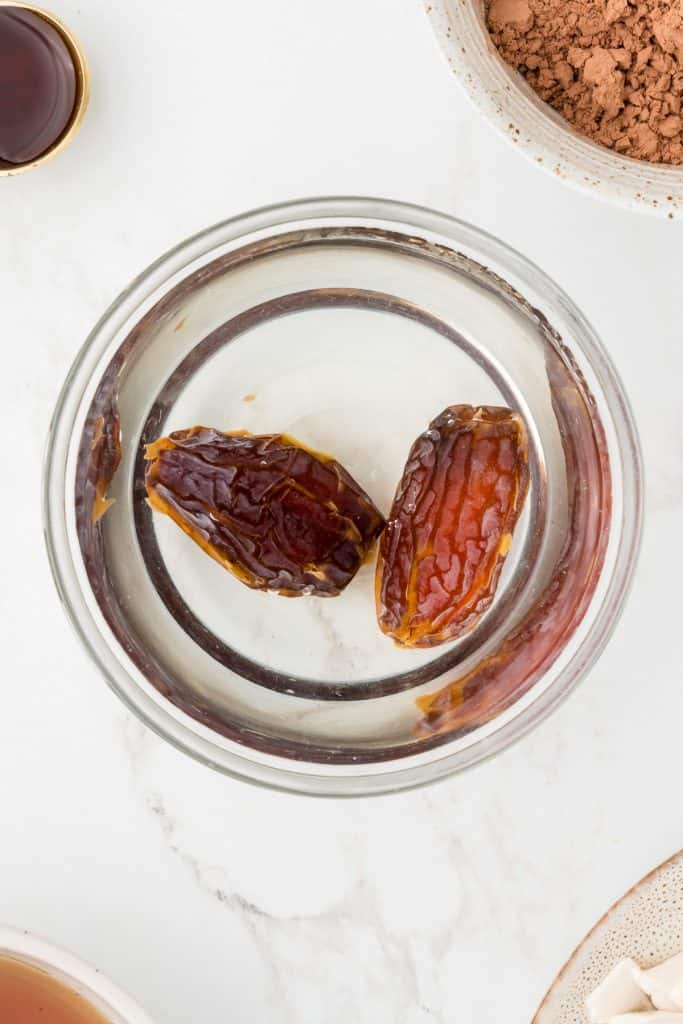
[0,2,89,175]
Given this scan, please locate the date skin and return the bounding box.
[414,350,611,738]
[376,405,529,648]
[145,427,385,597]
[89,402,122,523]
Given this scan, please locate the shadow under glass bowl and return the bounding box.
[43,198,642,796]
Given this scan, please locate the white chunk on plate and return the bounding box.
[586,959,653,1022]
[640,954,683,1011]
[608,1014,683,1023]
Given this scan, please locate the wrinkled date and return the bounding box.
[145,426,385,597]
[413,352,611,738]
[375,405,530,647]
[88,402,122,523]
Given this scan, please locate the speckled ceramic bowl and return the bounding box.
[425,0,683,217]
[533,850,683,1023]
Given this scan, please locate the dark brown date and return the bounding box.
[375,405,529,648]
[145,427,385,597]
[88,403,122,523]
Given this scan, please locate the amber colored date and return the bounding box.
[375,405,529,648]
[413,352,612,739]
[145,427,385,597]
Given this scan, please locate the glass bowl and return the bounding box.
[43,198,642,796]
[425,0,683,217]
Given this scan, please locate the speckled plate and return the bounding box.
[533,850,683,1024]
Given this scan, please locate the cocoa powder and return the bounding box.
[487,0,683,163]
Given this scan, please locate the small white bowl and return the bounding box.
[0,927,155,1023]
[425,0,683,216]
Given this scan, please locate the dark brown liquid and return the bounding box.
[0,955,110,1023]
[0,6,77,166]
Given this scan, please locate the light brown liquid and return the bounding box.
[0,955,110,1023]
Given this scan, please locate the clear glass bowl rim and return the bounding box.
[43,196,644,797]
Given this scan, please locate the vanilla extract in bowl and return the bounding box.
[0,955,110,1023]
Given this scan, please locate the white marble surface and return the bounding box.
[0,0,680,1021]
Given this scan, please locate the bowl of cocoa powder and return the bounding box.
[425,0,683,215]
